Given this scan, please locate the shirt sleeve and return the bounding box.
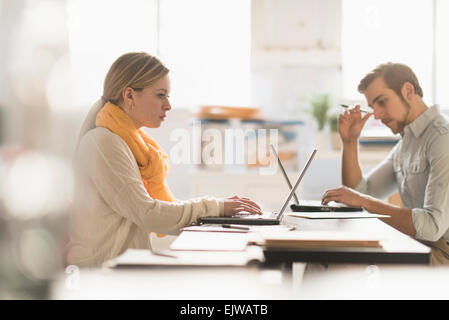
[412,135,449,242]
[353,144,398,200]
[81,129,224,235]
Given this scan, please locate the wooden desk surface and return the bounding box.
[262,216,430,265]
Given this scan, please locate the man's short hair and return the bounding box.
[357,62,423,99]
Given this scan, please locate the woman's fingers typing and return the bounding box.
[224,196,263,217]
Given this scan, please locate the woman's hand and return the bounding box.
[223,195,263,217]
[338,105,372,144]
[321,186,367,208]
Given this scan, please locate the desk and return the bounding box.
[52,260,449,301]
[168,216,429,265]
[263,216,430,265]
[52,265,294,300]
[52,217,434,301]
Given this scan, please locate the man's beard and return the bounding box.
[389,98,411,134]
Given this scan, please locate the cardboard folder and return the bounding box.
[260,231,383,248]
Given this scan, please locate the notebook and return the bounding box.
[198,149,318,225]
[270,144,363,212]
[260,231,383,248]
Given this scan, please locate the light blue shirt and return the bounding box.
[355,105,449,242]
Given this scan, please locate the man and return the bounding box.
[321,62,449,265]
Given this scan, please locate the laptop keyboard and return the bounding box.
[234,211,277,219]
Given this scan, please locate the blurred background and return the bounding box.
[0,0,448,298]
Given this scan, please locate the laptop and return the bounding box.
[270,145,362,212]
[198,149,318,225]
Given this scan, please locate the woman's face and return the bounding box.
[123,74,171,129]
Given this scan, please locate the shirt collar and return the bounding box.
[402,105,439,138]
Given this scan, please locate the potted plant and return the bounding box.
[310,94,330,131]
[310,94,330,149]
[329,113,341,150]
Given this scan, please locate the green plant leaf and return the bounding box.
[310,94,330,131]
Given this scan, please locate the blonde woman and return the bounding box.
[66,52,262,267]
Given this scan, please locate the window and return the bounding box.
[158,0,251,108]
[341,0,439,107]
[435,0,449,109]
[67,0,158,110]
[67,0,250,111]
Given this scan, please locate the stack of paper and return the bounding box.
[260,231,383,248]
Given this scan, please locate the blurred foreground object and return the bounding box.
[0,146,73,299]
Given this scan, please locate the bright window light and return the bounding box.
[158,0,251,109]
[342,0,434,106]
[435,0,449,109]
[67,0,250,111]
[67,0,158,110]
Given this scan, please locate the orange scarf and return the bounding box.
[96,102,175,202]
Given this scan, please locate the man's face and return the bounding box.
[364,77,410,134]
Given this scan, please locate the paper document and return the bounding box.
[182,224,296,233]
[104,248,264,268]
[170,231,249,251]
[287,211,390,219]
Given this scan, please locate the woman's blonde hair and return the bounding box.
[77,52,169,146]
[102,52,169,105]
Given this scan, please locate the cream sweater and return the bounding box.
[65,127,224,267]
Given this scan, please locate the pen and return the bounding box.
[339,104,371,114]
[221,224,250,231]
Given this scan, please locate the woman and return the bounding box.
[66,52,262,267]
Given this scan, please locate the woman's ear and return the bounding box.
[401,82,415,101]
[122,87,134,109]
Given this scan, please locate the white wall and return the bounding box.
[251,0,342,116]
[0,0,345,201]
[250,0,343,199]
